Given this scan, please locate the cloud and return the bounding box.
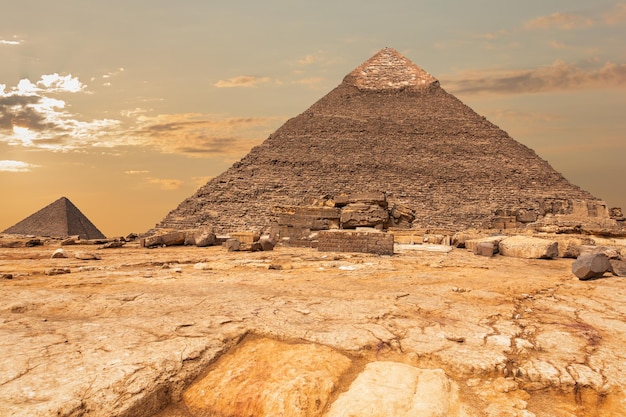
[525,4,626,30]
[446,60,626,95]
[474,30,509,40]
[297,54,318,65]
[94,68,126,87]
[486,109,559,123]
[0,39,21,46]
[132,113,278,157]
[604,3,626,25]
[193,176,213,187]
[0,73,122,150]
[213,75,271,88]
[291,77,324,86]
[124,170,150,175]
[549,40,568,49]
[0,160,40,172]
[525,12,594,30]
[147,177,184,190]
[1,73,277,157]
[38,73,85,93]
[102,68,125,79]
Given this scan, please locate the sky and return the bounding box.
[1,1,625,237]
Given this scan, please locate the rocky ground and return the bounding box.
[1,236,625,417]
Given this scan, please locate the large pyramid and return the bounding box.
[156,47,603,233]
[3,197,106,239]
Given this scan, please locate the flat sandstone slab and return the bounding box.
[183,337,351,417]
[326,361,463,417]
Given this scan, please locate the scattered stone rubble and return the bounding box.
[140,228,276,253]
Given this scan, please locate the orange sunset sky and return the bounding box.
[1,1,625,237]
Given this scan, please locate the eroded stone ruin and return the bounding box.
[155,47,615,236]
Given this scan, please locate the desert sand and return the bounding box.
[1,236,625,416]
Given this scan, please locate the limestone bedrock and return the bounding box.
[1,239,626,417]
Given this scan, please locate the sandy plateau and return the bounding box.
[1,236,625,417]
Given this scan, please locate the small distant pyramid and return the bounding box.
[3,197,106,239]
[155,47,603,233]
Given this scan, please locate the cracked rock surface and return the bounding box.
[1,239,625,416]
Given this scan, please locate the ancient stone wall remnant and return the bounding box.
[318,230,394,255]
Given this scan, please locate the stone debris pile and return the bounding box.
[276,192,413,249]
[141,228,275,252]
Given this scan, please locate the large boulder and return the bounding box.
[230,232,260,244]
[389,203,415,228]
[498,235,558,259]
[552,236,596,258]
[141,235,163,247]
[579,245,621,260]
[451,230,485,248]
[224,238,241,252]
[340,203,389,229]
[74,251,101,260]
[473,241,497,257]
[464,235,506,252]
[51,248,68,259]
[572,253,611,280]
[184,228,216,247]
[142,231,186,248]
[610,259,626,277]
[259,238,275,251]
[160,231,186,246]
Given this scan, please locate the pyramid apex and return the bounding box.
[344,47,438,90]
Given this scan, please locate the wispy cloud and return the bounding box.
[446,60,626,94]
[213,75,271,88]
[0,39,21,46]
[132,113,278,157]
[485,108,560,124]
[604,2,626,25]
[525,12,594,30]
[193,175,213,187]
[474,30,509,40]
[291,77,324,86]
[124,170,150,175]
[0,160,40,172]
[549,40,568,49]
[147,177,184,190]
[92,68,125,87]
[297,54,317,65]
[102,68,125,79]
[525,4,626,30]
